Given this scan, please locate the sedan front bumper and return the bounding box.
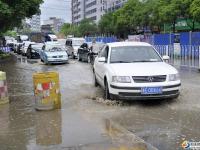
[109,83,181,100]
[47,58,68,64]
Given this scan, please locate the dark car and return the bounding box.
[26,43,43,59]
[77,42,104,64]
[77,43,91,62]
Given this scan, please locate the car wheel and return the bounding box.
[104,79,111,100]
[94,74,99,87]
[27,53,31,59]
[41,59,44,62]
[72,52,75,59]
[77,53,81,61]
[87,55,91,63]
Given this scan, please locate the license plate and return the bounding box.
[141,87,162,95]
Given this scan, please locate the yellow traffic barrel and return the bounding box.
[33,72,61,110]
[0,71,9,105]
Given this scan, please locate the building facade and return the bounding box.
[71,0,85,24]
[71,0,128,24]
[30,15,41,32]
[43,17,65,33]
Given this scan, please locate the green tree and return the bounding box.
[0,0,43,34]
[158,0,192,32]
[78,19,98,36]
[3,30,17,38]
[190,0,200,21]
[98,13,115,35]
[112,0,143,38]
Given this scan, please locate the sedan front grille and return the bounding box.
[132,75,166,83]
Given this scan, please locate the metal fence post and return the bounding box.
[189,31,192,67]
[199,46,200,70]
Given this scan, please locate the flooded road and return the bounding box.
[0,55,200,150]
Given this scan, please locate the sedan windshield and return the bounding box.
[48,47,63,52]
[110,46,162,63]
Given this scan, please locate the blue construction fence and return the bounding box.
[152,32,200,68]
[152,32,200,57]
[0,47,11,53]
[85,36,117,43]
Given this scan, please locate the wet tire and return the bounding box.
[104,79,111,100]
[94,74,99,87]
[77,53,81,61]
[27,54,31,59]
[72,53,75,59]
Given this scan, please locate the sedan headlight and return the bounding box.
[169,73,180,81]
[112,76,131,83]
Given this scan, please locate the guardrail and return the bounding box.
[154,44,200,70]
[180,45,200,69]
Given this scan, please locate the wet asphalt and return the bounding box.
[0,54,200,150]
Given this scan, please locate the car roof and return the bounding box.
[66,38,85,41]
[45,41,61,45]
[107,42,152,47]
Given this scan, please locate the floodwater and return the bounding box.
[0,55,200,150]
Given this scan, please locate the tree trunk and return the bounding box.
[192,21,195,32]
[172,20,176,33]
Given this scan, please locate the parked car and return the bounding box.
[77,43,91,62]
[21,41,35,56]
[26,43,44,59]
[40,42,68,64]
[15,35,29,54]
[65,38,85,58]
[93,42,181,100]
[77,42,104,64]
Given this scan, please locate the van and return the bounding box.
[65,38,85,58]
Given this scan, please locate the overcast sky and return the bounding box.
[40,0,71,24]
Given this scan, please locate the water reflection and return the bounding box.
[36,110,62,146]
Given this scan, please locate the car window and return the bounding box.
[66,40,72,46]
[110,46,162,63]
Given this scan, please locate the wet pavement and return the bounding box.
[0,55,156,150]
[0,54,200,150]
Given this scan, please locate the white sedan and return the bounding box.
[93,42,181,100]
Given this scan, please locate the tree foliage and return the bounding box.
[60,19,98,37]
[0,0,43,34]
[98,0,200,37]
[61,0,200,37]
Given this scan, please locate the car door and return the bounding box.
[79,43,86,59]
[82,44,89,61]
[95,45,109,86]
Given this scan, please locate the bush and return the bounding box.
[0,51,11,59]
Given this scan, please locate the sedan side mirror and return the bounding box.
[163,55,170,61]
[98,57,106,62]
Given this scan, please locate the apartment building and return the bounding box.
[71,0,128,24]
[106,0,128,12]
[30,15,41,32]
[71,0,85,24]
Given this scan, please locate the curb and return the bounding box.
[106,119,158,150]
